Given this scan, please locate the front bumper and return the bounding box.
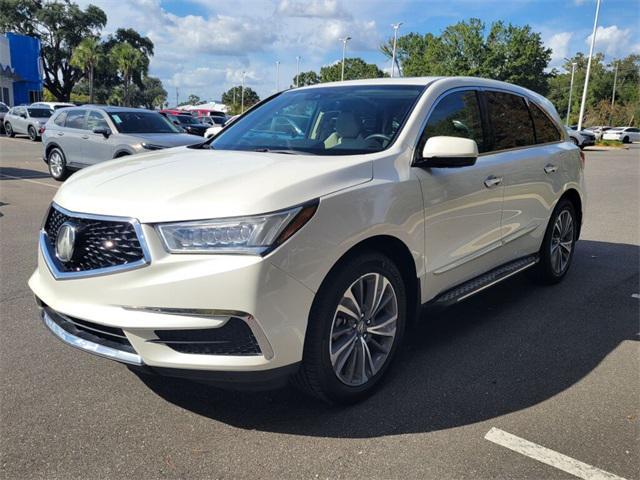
[28,223,316,379]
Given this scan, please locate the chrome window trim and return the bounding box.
[412,84,566,163]
[42,309,143,366]
[40,202,152,280]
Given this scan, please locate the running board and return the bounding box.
[430,254,539,306]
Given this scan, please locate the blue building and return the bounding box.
[0,33,43,106]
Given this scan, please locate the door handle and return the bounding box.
[56,132,64,136]
[544,163,558,174]
[484,175,503,188]
[81,135,89,139]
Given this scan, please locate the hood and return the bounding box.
[55,148,373,223]
[131,133,203,148]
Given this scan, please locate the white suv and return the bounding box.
[29,77,585,403]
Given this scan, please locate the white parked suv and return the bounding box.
[29,77,585,403]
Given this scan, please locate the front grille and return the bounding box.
[153,318,262,356]
[43,205,145,274]
[44,306,136,354]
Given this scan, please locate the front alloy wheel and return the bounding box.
[330,273,398,386]
[294,252,406,404]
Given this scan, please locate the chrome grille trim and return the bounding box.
[40,203,151,280]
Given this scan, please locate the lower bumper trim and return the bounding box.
[42,309,144,366]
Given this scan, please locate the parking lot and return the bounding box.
[0,136,638,479]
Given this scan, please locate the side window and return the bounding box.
[54,111,67,127]
[486,91,535,150]
[627,128,639,133]
[65,110,87,130]
[87,111,108,130]
[529,101,561,144]
[421,90,486,152]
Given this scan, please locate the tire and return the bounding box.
[28,126,38,142]
[531,199,577,284]
[622,136,630,144]
[293,251,407,404]
[570,137,579,147]
[47,147,70,181]
[5,122,14,137]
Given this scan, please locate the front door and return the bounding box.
[412,89,507,296]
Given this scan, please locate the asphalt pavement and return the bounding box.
[1,136,638,480]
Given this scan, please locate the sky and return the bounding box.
[76,0,640,104]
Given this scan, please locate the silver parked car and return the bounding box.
[42,106,203,180]
[4,105,53,141]
[0,102,8,133]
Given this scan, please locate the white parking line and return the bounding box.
[484,427,627,480]
[0,173,58,189]
[632,294,640,299]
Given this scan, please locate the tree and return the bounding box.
[70,37,101,103]
[187,94,202,105]
[109,42,144,107]
[101,28,153,89]
[292,70,320,87]
[129,76,167,109]
[319,58,386,82]
[379,19,552,94]
[0,0,107,101]
[221,86,260,114]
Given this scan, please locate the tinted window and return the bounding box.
[87,111,109,130]
[529,102,561,144]
[108,111,181,134]
[53,111,67,126]
[176,115,198,124]
[212,85,424,155]
[627,128,639,133]
[486,91,535,150]
[27,108,52,118]
[65,110,87,129]
[0,103,8,113]
[421,90,486,152]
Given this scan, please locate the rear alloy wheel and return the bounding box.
[5,123,14,137]
[293,252,406,404]
[28,126,38,142]
[48,147,69,181]
[532,199,577,284]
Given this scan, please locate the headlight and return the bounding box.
[141,143,166,150]
[155,201,318,255]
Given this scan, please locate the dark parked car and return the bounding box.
[42,106,203,180]
[164,114,209,136]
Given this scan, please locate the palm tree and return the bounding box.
[70,38,102,104]
[109,42,144,107]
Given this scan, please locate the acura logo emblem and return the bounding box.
[55,222,77,262]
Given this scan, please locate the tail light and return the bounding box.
[579,149,585,169]
[39,126,46,134]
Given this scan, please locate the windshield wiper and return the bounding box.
[253,148,311,155]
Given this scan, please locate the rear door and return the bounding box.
[60,109,89,166]
[83,110,115,165]
[484,90,564,260]
[14,107,27,134]
[412,89,507,293]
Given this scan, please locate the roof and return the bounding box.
[78,105,158,113]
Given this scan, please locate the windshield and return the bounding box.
[109,111,182,134]
[175,115,199,125]
[210,85,425,155]
[28,108,52,118]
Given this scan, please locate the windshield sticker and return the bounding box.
[112,115,122,124]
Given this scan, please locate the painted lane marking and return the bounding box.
[484,428,627,480]
[632,294,640,299]
[0,173,58,189]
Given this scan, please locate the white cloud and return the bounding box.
[586,25,640,57]
[546,32,573,68]
[573,0,588,5]
[275,0,351,19]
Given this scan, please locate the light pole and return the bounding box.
[609,60,619,124]
[390,22,403,78]
[577,0,601,131]
[295,56,301,87]
[339,36,351,81]
[240,71,246,113]
[566,62,577,125]
[275,60,280,92]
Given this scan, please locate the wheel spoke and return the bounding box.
[362,338,376,378]
[367,313,397,337]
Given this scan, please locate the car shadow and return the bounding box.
[133,239,639,438]
[0,167,50,180]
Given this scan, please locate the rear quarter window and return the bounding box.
[528,102,561,144]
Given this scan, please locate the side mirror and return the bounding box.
[417,136,478,168]
[93,127,111,138]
